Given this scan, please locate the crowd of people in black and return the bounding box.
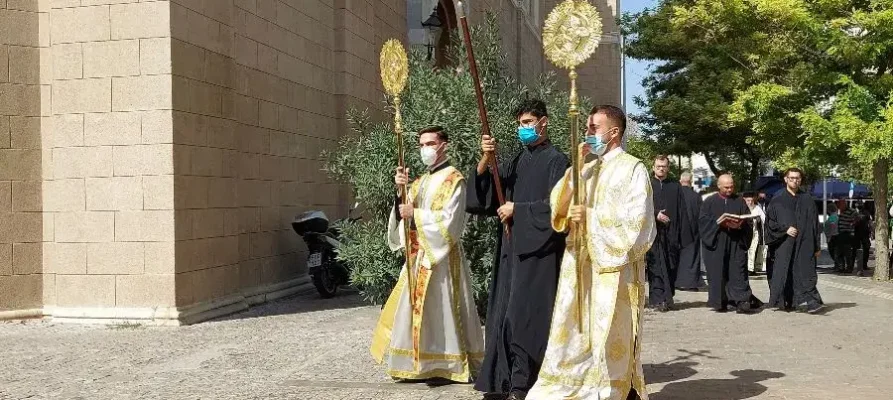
[644,160,879,316]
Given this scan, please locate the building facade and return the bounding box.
[0,0,619,324]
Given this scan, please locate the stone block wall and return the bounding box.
[167,0,406,311]
[41,0,177,319]
[0,0,46,315]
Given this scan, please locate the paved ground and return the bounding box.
[3,259,893,399]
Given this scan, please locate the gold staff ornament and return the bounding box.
[379,39,416,315]
[543,0,602,334]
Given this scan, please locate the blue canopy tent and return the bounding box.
[810,178,872,199]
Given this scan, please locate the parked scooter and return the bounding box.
[292,203,361,298]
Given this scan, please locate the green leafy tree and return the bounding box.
[621,1,769,189]
[663,0,893,279]
[325,16,583,315]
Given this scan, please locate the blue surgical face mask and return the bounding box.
[517,119,542,145]
[585,132,609,156]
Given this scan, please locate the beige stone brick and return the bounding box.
[12,242,41,275]
[140,37,172,75]
[44,178,86,212]
[84,111,141,146]
[144,241,174,274]
[11,181,41,212]
[115,210,174,242]
[112,74,172,111]
[48,0,81,9]
[85,176,142,211]
[44,242,87,274]
[87,241,144,274]
[52,146,113,178]
[0,117,8,149]
[0,149,41,180]
[55,274,114,307]
[0,182,10,212]
[6,0,39,11]
[54,211,114,243]
[115,274,175,307]
[50,6,111,44]
[52,114,84,147]
[0,243,11,276]
[142,174,173,210]
[233,34,257,68]
[83,40,139,78]
[0,274,42,309]
[0,83,41,116]
[113,144,173,176]
[9,116,41,149]
[0,8,40,47]
[0,212,42,243]
[39,84,51,118]
[82,0,141,5]
[51,43,83,80]
[141,109,173,144]
[0,46,8,84]
[52,78,112,114]
[111,2,170,40]
[8,46,40,84]
[191,208,225,239]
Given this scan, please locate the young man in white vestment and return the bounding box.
[527,105,656,400]
[370,126,485,387]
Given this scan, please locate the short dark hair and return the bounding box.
[419,125,448,142]
[653,154,670,163]
[784,167,803,178]
[742,191,756,198]
[514,99,548,119]
[590,105,627,134]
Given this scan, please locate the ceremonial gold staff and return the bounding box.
[380,40,414,310]
[543,0,602,333]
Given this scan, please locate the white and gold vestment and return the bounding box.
[528,149,656,400]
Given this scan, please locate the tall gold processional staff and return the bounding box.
[530,2,656,398]
[379,40,414,311]
[542,0,603,333]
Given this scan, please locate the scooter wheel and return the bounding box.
[312,267,338,298]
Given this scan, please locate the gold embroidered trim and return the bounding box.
[387,367,473,382]
[387,348,484,361]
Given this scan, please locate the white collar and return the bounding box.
[601,147,624,162]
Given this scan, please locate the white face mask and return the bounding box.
[420,145,441,167]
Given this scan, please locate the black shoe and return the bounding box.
[426,377,455,387]
[736,302,755,314]
[507,393,526,400]
[482,394,507,400]
[655,302,670,312]
[393,378,426,383]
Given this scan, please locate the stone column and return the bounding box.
[0,0,46,318]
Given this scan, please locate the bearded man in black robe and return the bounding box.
[765,167,825,313]
[646,155,692,311]
[676,171,704,290]
[467,99,569,400]
[699,173,763,314]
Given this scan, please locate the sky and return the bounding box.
[622,0,659,116]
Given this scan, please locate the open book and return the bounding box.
[716,213,760,224]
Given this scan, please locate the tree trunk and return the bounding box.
[704,151,721,177]
[872,158,890,281]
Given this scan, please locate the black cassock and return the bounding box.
[765,190,823,309]
[676,186,704,289]
[699,194,757,310]
[646,178,692,306]
[467,140,568,396]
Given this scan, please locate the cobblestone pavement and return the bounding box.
[2,264,893,399]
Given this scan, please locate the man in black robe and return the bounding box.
[765,168,824,313]
[467,99,568,400]
[676,171,704,290]
[699,174,762,314]
[646,155,692,311]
